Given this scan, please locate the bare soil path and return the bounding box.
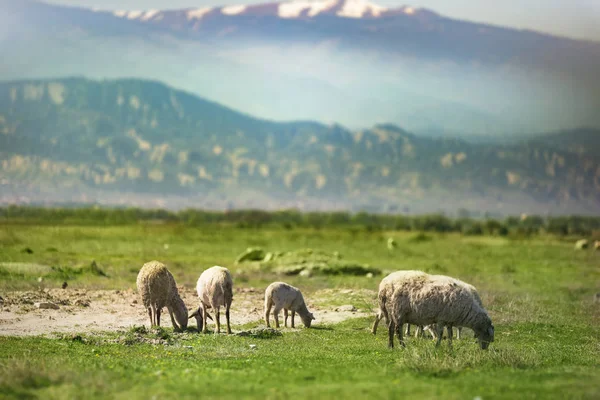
[0,287,375,336]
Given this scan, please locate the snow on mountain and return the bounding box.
[278,0,337,18]
[222,5,248,15]
[187,8,213,20]
[106,0,421,22]
[337,0,387,18]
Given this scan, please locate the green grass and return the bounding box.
[1,222,599,399]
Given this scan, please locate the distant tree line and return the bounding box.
[1,206,599,237]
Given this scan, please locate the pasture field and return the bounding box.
[0,222,599,399]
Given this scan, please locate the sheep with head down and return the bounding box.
[387,272,494,350]
[190,266,233,334]
[264,282,315,328]
[372,270,427,336]
[136,261,188,332]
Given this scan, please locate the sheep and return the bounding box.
[594,241,600,251]
[136,260,188,332]
[372,270,427,336]
[575,239,589,250]
[264,282,315,328]
[387,272,494,350]
[423,276,484,340]
[189,266,233,334]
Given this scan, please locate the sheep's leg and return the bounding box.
[167,306,180,332]
[397,318,406,347]
[225,302,231,334]
[447,325,453,347]
[434,322,445,347]
[148,307,153,327]
[417,325,424,338]
[457,327,462,340]
[284,309,289,328]
[202,304,209,333]
[291,311,295,328]
[387,320,395,349]
[371,312,381,335]
[156,308,161,327]
[405,324,411,336]
[264,300,272,328]
[273,307,281,328]
[215,306,221,334]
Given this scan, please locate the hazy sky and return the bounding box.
[47,0,600,41]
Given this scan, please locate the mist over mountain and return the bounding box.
[1,78,599,215]
[1,0,599,136]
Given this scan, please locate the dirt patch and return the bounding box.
[0,287,375,337]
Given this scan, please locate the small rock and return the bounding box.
[335,305,357,312]
[35,302,59,310]
[74,299,90,307]
[299,269,312,278]
[249,344,257,350]
[366,272,374,279]
[37,277,44,283]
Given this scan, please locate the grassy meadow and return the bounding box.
[0,219,599,399]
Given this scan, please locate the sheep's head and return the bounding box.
[474,319,494,350]
[172,296,188,331]
[189,306,213,332]
[301,312,316,328]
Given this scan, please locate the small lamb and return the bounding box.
[136,261,188,332]
[190,266,233,334]
[388,272,494,349]
[264,282,315,328]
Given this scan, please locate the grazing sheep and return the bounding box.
[136,261,188,332]
[190,266,233,334]
[423,276,484,340]
[594,241,600,251]
[387,273,494,350]
[575,239,589,250]
[372,270,427,336]
[264,282,315,328]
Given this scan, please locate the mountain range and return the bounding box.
[1,78,599,215]
[1,0,599,136]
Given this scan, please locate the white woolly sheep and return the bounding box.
[575,239,589,250]
[372,270,427,336]
[387,272,494,349]
[264,282,315,328]
[190,266,233,334]
[593,241,599,251]
[423,276,484,340]
[136,260,188,332]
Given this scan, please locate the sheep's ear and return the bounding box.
[205,312,214,321]
[189,309,199,319]
[311,313,316,320]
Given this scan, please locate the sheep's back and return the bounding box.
[197,266,233,307]
[136,261,173,309]
[266,282,301,309]
[393,275,474,325]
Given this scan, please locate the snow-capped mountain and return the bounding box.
[108,0,426,21]
[0,0,599,136]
